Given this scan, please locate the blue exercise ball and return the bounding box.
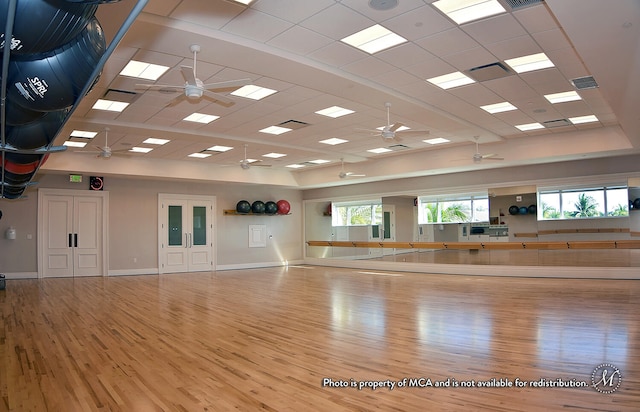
[251,201,266,214]
[7,18,106,112]
[0,0,97,55]
[265,201,278,215]
[236,200,251,214]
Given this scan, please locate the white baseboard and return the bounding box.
[108,268,159,276]
[216,260,304,271]
[0,272,38,279]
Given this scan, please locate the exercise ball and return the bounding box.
[1,169,36,185]
[0,0,97,55]
[634,198,640,210]
[251,201,266,214]
[5,103,46,126]
[64,0,123,3]
[236,200,251,214]
[276,199,291,215]
[528,204,537,214]
[7,18,106,112]
[3,153,48,174]
[6,108,70,149]
[519,206,528,215]
[264,201,278,215]
[508,205,519,215]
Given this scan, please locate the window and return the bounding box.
[332,200,382,226]
[537,185,628,220]
[418,193,488,224]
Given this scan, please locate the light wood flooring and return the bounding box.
[1,267,639,411]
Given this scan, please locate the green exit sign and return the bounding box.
[69,174,83,183]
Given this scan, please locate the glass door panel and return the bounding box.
[168,205,183,246]
[192,206,207,246]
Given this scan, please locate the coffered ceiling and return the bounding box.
[41,0,640,188]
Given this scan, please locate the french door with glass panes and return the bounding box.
[158,194,215,274]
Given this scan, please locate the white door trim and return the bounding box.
[37,188,109,278]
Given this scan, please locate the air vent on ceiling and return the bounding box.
[466,62,514,82]
[103,88,139,103]
[571,76,598,90]
[277,119,310,130]
[543,119,571,128]
[502,0,544,11]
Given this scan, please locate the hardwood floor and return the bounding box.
[1,267,639,411]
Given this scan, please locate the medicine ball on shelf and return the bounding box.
[508,205,519,215]
[0,0,97,55]
[528,204,537,214]
[251,201,266,214]
[236,200,251,214]
[276,199,291,215]
[7,18,106,112]
[519,206,528,215]
[634,198,640,210]
[6,108,70,150]
[264,201,278,215]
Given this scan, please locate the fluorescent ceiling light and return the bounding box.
[92,99,129,112]
[424,137,450,145]
[64,141,87,148]
[183,113,220,124]
[286,164,305,169]
[544,91,581,104]
[427,71,475,89]
[480,102,517,114]
[569,115,598,124]
[319,138,349,145]
[341,24,407,54]
[70,130,97,139]
[262,152,286,158]
[433,0,506,24]
[206,145,233,152]
[315,106,355,118]
[119,60,169,80]
[143,137,170,145]
[129,147,153,153]
[231,85,277,100]
[309,159,331,164]
[515,122,544,131]
[230,0,254,5]
[504,53,554,74]
[259,125,292,135]
[368,147,392,154]
[189,153,211,158]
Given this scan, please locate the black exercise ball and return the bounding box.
[7,18,106,112]
[251,201,266,214]
[265,201,278,215]
[508,205,519,215]
[5,103,46,126]
[6,108,70,149]
[0,0,97,55]
[236,200,251,214]
[64,0,123,3]
[528,204,537,214]
[634,198,640,210]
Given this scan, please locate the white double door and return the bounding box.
[38,189,107,278]
[158,194,215,274]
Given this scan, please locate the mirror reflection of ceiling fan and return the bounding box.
[136,44,251,107]
[357,102,429,142]
[339,158,365,179]
[472,136,503,162]
[76,128,128,159]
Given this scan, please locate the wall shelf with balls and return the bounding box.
[227,199,291,216]
[223,210,291,216]
[0,0,149,199]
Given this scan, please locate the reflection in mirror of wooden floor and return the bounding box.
[1,266,638,411]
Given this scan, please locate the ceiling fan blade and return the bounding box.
[389,122,404,132]
[135,83,184,92]
[202,78,251,92]
[203,91,235,107]
[166,94,187,107]
[181,66,197,85]
[396,129,430,137]
[354,127,381,135]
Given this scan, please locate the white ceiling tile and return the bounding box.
[382,5,455,41]
[170,0,245,29]
[342,57,397,79]
[415,28,480,56]
[222,9,293,43]
[308,42,368,68]
[442,47,498,72]
[299,3,374,40]
[513,4,559,34]
[267,25,333,55]
[252,0,335,24]
[375,43,435,69]
[484,35,540,61]
[462,14,527,45]
[532,29,572,52]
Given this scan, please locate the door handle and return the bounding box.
[69,233,72,247]
[74,233,78,248]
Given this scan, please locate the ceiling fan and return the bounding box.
[239,144,270,170]
[357,102,429,141]
[76,128,128,159]
[338,158,365,179]
[136,44,251,107]
[472,136,503,162]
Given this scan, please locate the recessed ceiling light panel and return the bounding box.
[427,71,475,89]
[120,60,169,80]
[504,53,554,74]
[480,102,517,113]
[433,0,506,25]
[262,152,287,158]
[259,126,292,135]
[341,24,407,54]
[424,137,450,145]
[515,122,544,131]
[315,106,355,118]
[319,138,349,145]
[544,91,581,104]
[231,85,277,100]
[183,113,220,124]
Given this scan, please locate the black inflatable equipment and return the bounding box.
[528,204,537,214]
[236,200,251,214]
[508,205,519,215]
[6,108,70,150]
[0,0,97,55]
[5,104,46,126]
[264,201,278,215]
[634,198,640,210]
[64,0,123,3]
[251,201,266,214]
[7,18,106,112]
